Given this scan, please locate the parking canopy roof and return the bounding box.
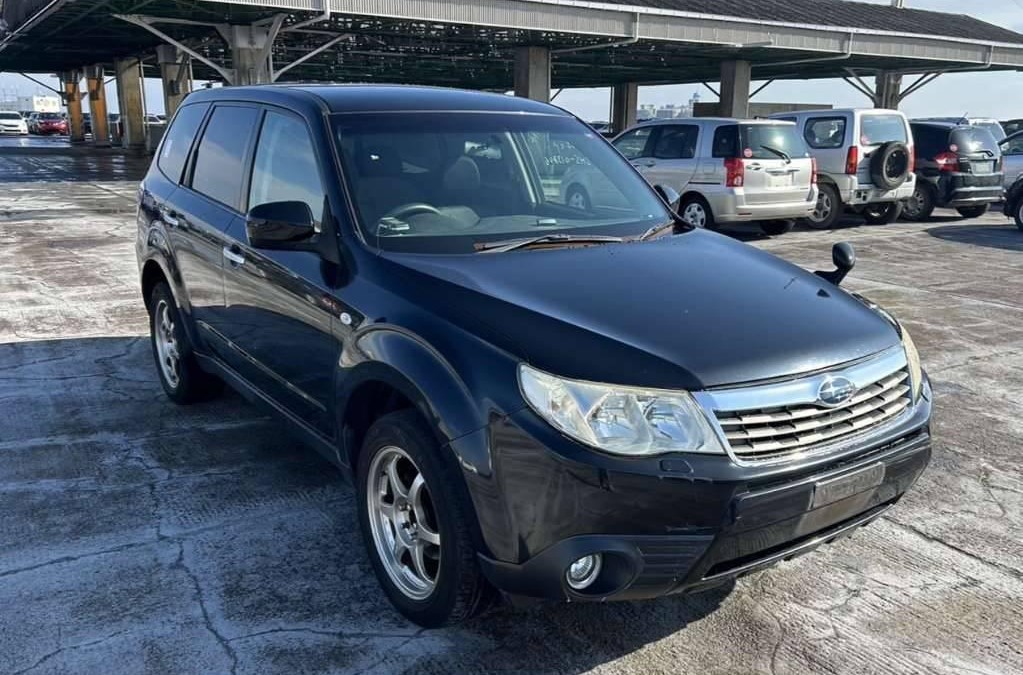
[2,0,1023,87]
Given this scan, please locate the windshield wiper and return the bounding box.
[474,233,624,253]
[636,219,677,241]
[760,144,791,163]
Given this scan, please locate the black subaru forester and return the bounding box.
[136,85,931,627]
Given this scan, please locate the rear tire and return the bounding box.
[956,204,990,219]
[1015,200,1023,231]
[901,182,936,222]
[679,195,716,230]
[148,282,223,404]
[805,183,842,229]
[356,409,492,627]
[862,201,903,225]
[760,220,794,236]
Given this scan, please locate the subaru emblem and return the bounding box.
[817,375,856,407]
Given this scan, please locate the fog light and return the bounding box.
[566,553,603,590]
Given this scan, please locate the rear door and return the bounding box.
[858,113,911,186]
[640,124,700,192]
[739,123,812,205]
[175,103,261,358]
[802,114,848,177]
[952,126,1001,180]
[220,107,339,437]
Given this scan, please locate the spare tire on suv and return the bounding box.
[870,141,911,190]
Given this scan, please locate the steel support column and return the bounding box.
[874,72,903,109]
[157,44,192,117]
[513,46,550,102]
[85,66,110,147]
[114,57,145,152]
[61,72,85,144]
[719,60,752,118]
[224,24,276,85]
[611,82,638,134]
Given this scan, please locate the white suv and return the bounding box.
[770,109,915,229]
[585,118,816,236]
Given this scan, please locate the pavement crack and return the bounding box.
[227,626,424,643]
[174,541,240,674]
[12,629,130,675]
[884,516,1023,583]
[0,538,156,579]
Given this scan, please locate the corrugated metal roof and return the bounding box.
[583,0,1023,45]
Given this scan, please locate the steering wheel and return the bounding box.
[383,203,442,221]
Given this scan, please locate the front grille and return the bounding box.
[714,368,911,462]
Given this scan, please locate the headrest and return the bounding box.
[442,156,481,192]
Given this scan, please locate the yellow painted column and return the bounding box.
[62,72,86,143]
[85,66,110,148]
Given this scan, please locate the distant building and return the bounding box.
[0,95,61,113]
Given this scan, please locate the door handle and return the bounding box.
[223,246,245,266]
[632,160,656,168]
[161,208,180,227]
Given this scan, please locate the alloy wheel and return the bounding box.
[903,188,924,218]
[682,202,707,228]
[367,445,441,601]
[811,191,833,223]
[153,300,181,389]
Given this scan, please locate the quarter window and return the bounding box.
[712,125,739,158]
[613,127,653,159]
[249,111,325,223]
[191,105,259,211]
[804,117,846,149]
[157,103,208,183]
[652,125,699,159]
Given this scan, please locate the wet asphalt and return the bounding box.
[1,136,1021,675]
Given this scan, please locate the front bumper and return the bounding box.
[476,382,931,602]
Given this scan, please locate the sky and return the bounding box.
[1,0,1022,119]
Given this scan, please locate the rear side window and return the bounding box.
[740,124,810,160]
[191,105,259,210]
[712,125,738,158]
[652,125,699,159]
[910,125,945,158]
[158,103,208,183]
[804,117,846,149]
[249,111,325,224]
[613,127,654,159]
[950,127,1000,155]
[860,115,908,145]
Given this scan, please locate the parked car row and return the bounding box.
[593,109,1011,235]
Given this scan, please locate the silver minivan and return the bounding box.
[594,118,817,236]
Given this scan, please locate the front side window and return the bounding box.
[191,105,259,210]
[333,113,671,254]
[804,117,846,149]
[612,127,654,159]
[249,111,325,223]
[652,125,699,159]
[860,114,908,145]
[157,103,208,183]
[1001,134,1023,156]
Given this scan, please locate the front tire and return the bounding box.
[805,183,841,229]
[148,282,222,404]
[760,220,794,236]
[862,201,903,225]
[357,409,491,627]
[1015,200,1023,231]
[901,183,936,221]
[956,204,990,219]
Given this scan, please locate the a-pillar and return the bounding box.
[513,46,550,103]
[157,45,192,117]
[61,72,86,144]
[611,82,638,134]
[115,57,146,153]
[874,72,903,109]
[85,65,110,148]
[719,60,752,118]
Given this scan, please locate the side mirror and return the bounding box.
[246,201,316,251]
[815,242,856,286]
[653,184,681,212]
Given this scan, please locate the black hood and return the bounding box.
[378,230,900,390]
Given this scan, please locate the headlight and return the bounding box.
[900,324,923,401]
[518,364,725,457]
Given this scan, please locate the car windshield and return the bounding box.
[861,114,907,145]
[0,112,21,120]
[740,124,810,160]
[950,127,1000,155]
[38,113,61,120]
[332,112,672,254]
[973,121,1006,142]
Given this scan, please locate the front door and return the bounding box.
[1000,134,1023,188]
[220,108,341,437]
[639,124,700,193]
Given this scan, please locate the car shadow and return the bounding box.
[927,223,1023,251]
[0,335,737,674]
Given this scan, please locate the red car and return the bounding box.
[29,112,68,135]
